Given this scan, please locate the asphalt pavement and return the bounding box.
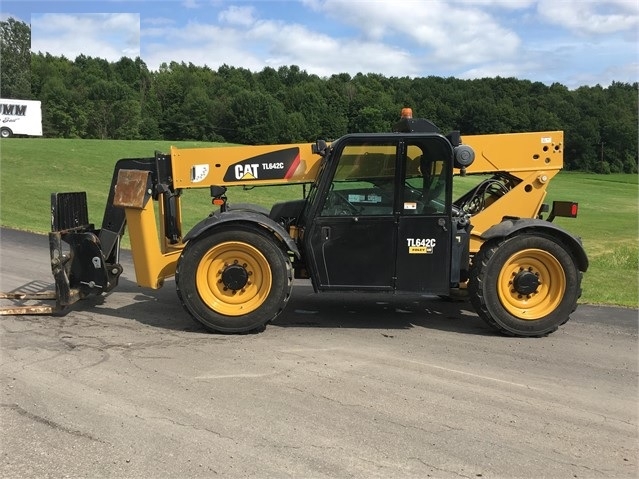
[1,228,637,478]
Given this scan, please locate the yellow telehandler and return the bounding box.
[0,109,588,336]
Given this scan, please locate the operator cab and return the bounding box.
[301,129,469,294]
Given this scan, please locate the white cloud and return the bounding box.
[536,0,639,35]
[182,0,200,8]
[137,1,637,87]
[568,61,639,87]
[218,6,257,27]
[31,13,140,60]
[142,17,416,78]
[453,0,535,8]
[295,0,638,85]
[254,23,415,77]
[18,0,637,87]
[297,0,522,68]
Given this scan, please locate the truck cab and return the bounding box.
[296,132,468,295]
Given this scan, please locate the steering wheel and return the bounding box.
[326,191,361,215]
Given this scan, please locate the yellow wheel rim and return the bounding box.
[497,248,565,320]
[196,241,272,316]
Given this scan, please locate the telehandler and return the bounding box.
[0,109,588,336]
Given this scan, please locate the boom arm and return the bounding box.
[459,130,564,252]
[462,130,563,178]
[165,130,563,188]
[169,143,323,188]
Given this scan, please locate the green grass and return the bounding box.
[0,138,306,233]
[545,173,638,307]
[1,138,637,307]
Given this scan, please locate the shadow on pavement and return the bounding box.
[54,276,496,336]
[3,274,495,336]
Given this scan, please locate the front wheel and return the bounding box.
[0,128,12,138]
[176,226,292,333]
[468,233,581,337]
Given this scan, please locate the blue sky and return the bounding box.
[1,0,637,89]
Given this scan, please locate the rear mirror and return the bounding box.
[312,140,328,157]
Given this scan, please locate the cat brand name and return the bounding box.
[234,162,284,180]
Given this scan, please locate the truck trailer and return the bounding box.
[0,98,43,138]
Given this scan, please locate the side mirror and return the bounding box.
[312,139,328,157]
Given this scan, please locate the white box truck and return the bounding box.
[0,98,43,138]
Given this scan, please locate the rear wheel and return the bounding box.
[0,128,12,138]
[468,233,581,337]
[176,226,292,333]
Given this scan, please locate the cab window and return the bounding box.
[321,141,397,216]
[403,140,449,214]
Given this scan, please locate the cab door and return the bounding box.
[304,138,399,290]
[394,137,453,294]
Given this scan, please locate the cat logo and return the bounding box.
[235,164,259,180]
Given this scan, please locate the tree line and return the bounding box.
[1,18,637,173]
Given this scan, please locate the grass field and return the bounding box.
[1,138,637,307]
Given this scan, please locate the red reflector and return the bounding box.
[212,199,225,206]
[571,203,578,217]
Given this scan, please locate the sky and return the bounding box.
[1,0,637,89]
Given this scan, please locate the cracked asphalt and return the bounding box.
[1,228,637,478]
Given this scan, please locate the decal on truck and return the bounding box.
[407,237,436,254]
[190,164,210,183]
[223,147,300,182]
[1,103,27,115]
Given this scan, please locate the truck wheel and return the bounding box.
[0,128,12,138]
[176,226,292,333]
[468,233,581,337]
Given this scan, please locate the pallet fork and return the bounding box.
[0,192,123,316]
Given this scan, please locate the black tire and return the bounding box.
[468,233,581,337]
[175,225,292,333]
[0,128,12,138]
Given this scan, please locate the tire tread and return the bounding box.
[468,234,581,337]
[175,224,293,333]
